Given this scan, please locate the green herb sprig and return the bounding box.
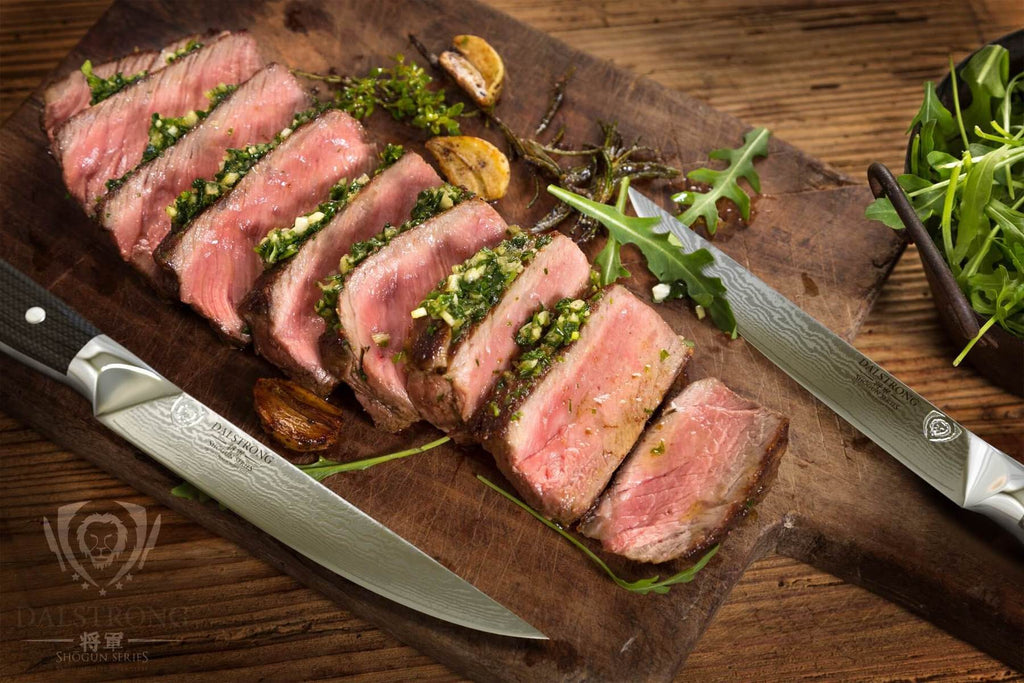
[477,475,718,594]
[549,183,737,336]
[298,436,451,482]
[864,45,1024,363]
[172,435,451,501]
[297,55,465,135]
[672,127,770,235]
[593,178,633,285]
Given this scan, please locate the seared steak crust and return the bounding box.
[241,153,442,393]
[473,284,690,525]
[579,378,789,563]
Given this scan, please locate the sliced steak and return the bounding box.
[98,63,310,284]
[579,378,788,563]
[241,152,443,393]
[474,284,690,525]
[325,199,509,432]
[42,35,200,141]
[44,51,156,141]
[157,109,375,344]
[407,233,591,438]
[55,32,263,208]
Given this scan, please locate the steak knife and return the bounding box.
[629,188,1024,543]
[0,259,546,639]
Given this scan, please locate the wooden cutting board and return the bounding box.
[0,0,1021,679]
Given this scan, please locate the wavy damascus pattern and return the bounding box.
[99,390,543,639]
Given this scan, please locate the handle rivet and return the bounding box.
[25,306,46,325]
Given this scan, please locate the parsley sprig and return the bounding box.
[477,475,718,594]
[298,55,465,135]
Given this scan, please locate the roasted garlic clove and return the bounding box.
[253,378,344,452]
[426,135,511,200]
[439,35,505,108]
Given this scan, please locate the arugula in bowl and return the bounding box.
[866,43,1024,364]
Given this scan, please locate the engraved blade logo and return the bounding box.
[923,410,962,443]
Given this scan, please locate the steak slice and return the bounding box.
[44,50,156,141]
[98,63,310,284]
[325,199,509,432]
[55,32,263,208]
[157,109,375,344]
[42,35,200,141]
[241,152,443,394]
[579,378,789,563]
[474,284,690,525]
[407,233,591,438]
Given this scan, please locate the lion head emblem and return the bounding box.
[76,513,128,569]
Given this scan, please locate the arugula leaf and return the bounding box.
[672,127,770,235]
[549,185,737,336]
[477,475,718,594]
[960,45,1009,136]
[297,436,450,483]
[907,81,956,176]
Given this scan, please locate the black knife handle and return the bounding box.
[0,259,100,383]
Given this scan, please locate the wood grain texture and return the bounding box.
[1,0,1022,680]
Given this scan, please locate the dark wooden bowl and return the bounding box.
[867,29,1024,397]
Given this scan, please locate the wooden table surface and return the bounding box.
[1,0,1022,680]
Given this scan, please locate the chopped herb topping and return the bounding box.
[255,175,370,266]
[414,230,547,341]
[314,184,473,329]
[144,84,235,162]
[513,297,591,379]
[165,39,203,64]
[650,440,666,456]
[106,85,237,193]
[659,348,670,361]
[166,103,334,229]
[80,59,146,105]
[106,85,238,193]
[378,143,405,169]
[166,142,273,227]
